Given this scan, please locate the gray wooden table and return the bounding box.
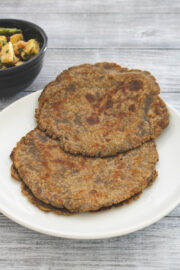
[0,1,180,269]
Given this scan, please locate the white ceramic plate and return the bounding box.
[0,90,180,239]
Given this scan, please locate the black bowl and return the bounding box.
[0,19,48,96]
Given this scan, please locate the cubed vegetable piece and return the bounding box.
[10,33,24,45]
[25,39,40,55]
[13,40,26,55]
[14,56,20,64]
[1,65,7,69]
[0,36,7,49]
[15,61,24,66]
[21,51,30,60]
[0,42,15,64]
[21,39,40,60]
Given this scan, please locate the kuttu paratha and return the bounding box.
[11,165,157,215]
[11,128,158,213]
[36,63,169,157]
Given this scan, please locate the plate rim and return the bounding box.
[0,91,180,239]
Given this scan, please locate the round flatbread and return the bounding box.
[36,63,169,157]
[11,128,158,213]
[11,165,71,215]
[11,165,157,215]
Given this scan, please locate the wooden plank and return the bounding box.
[1,0,180,14]
[168,204,180,217]
[161,92,180,112]
[0,13,180,48]
[21,49,180,93]
[0,214,179,269]
[0,1,179,268]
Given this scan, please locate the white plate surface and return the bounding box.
[0,91,179,239]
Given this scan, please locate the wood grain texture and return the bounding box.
[0,1,180,269]
[1,13,180,48]
[22,48,180,93]
[1,0,180,13]
[0,214,179,270]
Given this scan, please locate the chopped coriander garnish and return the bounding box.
[23,52,29,60]
[0,40,5,46]
[30,46,35,53]
[0,30,40,70]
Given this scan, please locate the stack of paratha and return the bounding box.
[10,63,169,215]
